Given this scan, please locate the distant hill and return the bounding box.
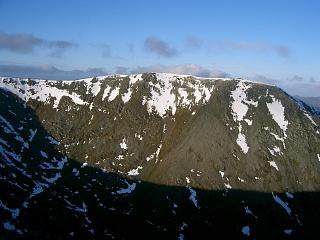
[296,96,320,110]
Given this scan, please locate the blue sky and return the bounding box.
[0,0,320,96]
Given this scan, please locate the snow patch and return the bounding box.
[242,226,250,236]
[272,192,291,216]
[102,86,111,101]
[127,166,143,176]
[244,206,257,218]
[135,133,143,140]
[3,222,15,231]
[122,75,141,103]
[81,162,88,168]
[115,180,137,195]
[285,192,294,199]
[268,161,279,171]
[236,126,249,154]
[284,229,293,235]
[86,79,101,96]
[120,138,128,150]
[42,173,61,183]
[304,112,317,126]
[146,144,162,162]
[268,146,282,156]
[231,81,257,122]
[238,177,245,182]
[188,187,200,209]
[108,87,120,102]
[185,177,191,184]
[40,151,48,159]
[46,136,59,145]
[266,96,288,139]
[230,81,258,154]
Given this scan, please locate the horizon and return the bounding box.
[0,0,319,97]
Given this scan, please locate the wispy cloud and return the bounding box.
[131,64,229,78]
[222,40,290,58]
[185,36,204,48]
[286,74,303,82]
[115,66,129,74]
[185,36,291,58]
[144,37,178,57]
[47,40,76,57]
[0,31,76,56]
[101,44,112,58]
[0,64,107,80]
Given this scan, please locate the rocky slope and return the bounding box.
[0,73,320,239]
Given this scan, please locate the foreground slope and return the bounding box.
[0,73,320,239]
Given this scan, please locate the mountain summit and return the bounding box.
[1,73,320,239]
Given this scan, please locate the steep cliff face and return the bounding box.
[1,73,320,239]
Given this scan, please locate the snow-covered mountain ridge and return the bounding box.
[0,72,320,239]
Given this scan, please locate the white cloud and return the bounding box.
[131,64,229,78]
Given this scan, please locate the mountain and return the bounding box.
[0,73,320,239]
[295,96,320,112]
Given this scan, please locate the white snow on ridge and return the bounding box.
[83,78,101,96]
[144,73,214,117]
[317,154,320,162]
[129,74,142,84]
[122,74,142,103]
[231,82,250,122]
[146,74,177,116]
[231,81,257,122]
[0,78,87,108]
[266,96,288,139]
